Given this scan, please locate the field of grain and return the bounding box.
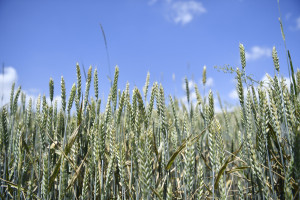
[0,44,299,199]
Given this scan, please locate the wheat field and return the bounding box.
[0,44,299,199]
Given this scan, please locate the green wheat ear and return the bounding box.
[49,77,54,103]
[61,76,66,112]
[83,66,92,111]
[41,153,49,199]
[36,94,41,113]
[75,63,82,112]
[111,65,119,112]
[272,46,280,72]
[239,43,246,70]
[21,92,26,111]
[202,65,207,86]
[116,91,125,125]
[296,69,300,94]
[194,82,202,106]
[1,108,8,152]
[208,90,214,121]
[143,71,150,101]
[67,83,76,114]
[13,86,21,114]
[197,162,204,199]
[9,82,15,113]
[236,68,244,107]
[94,68,99,100]
[81,164,90,200]
[185,76,190,104]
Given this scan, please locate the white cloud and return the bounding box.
[168,1,206,25]
[206,77,214,87]
[0,67,18,106]
[0,67,17,84]
[229,90,238,100]
[148,0,206,25]
[0,66,63,111]
[245,46,272,61]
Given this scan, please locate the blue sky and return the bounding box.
[0,0,300,110]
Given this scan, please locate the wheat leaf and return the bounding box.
[166,127,207,170]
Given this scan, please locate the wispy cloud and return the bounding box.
[229,89,238,100]
[0,67,18,106]
[149,0,206,25]
[0,66,62,110]
[206,77,214,87]
[245,46,272,61]
[169,1,206,25]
